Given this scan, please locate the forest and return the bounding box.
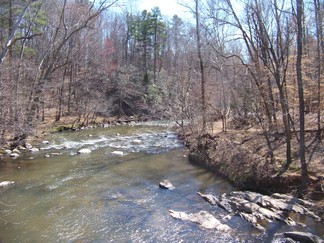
[0,0,323,189]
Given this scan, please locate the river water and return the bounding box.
[0,122,322,242]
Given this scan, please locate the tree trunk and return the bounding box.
[195,0,207,133]
[267,76,277,127]
[67,63,74,115]
[153,17,158,84]
[314,0,322,140]
[296,0,308,188]
[56,67,68,121]
[277,84,292,175]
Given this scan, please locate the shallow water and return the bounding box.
[0,122,322,242]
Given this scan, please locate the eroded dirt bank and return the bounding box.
[182,123,324,207]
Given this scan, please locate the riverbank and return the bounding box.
[181,120,324,212]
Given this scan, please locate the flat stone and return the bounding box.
[199,191,321,228]
[169,210,231,231]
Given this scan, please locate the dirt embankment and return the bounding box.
[183,121,324,200]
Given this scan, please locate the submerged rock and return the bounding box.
[78,148,92,154]
[159,180,175,190]
[169,210,231,231]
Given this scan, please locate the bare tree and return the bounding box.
[25,0,118,128]
[314,0,323,140]
[195,0,207,133]
[222,0,294,172]
[296,0,308,187]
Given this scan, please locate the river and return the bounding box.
[0,122,323,242]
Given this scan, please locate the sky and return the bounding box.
[136,0,192,19]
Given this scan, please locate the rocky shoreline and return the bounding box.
[161,179,323,242]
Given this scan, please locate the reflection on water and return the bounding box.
[0,123,322,242]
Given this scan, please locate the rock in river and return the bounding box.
[29,148,40,153]
[0,181,15,188]
[159,180,175,190]
[78,148,92,154]
[132,139,143,144]
[4,149,12,154]
[169,210,231,231]
[111,151,124,156]
[10,153,20,158]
